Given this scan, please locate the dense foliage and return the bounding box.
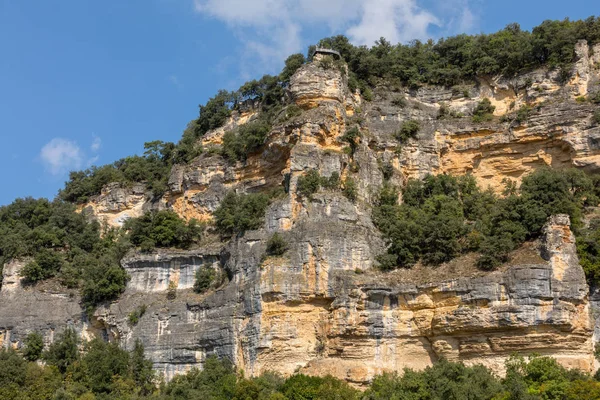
[60,141,177,203]
[316,17,600,90]
[394,120,420,143]
[0,199,204,306]
[472,98,496,122]
[2,340,600,400]
[193,267,217,294]
[0,329,155,399]
[296,170,358,202]
[213,191,271,235]
[265,232,288,256]
[124,210,203,252]
[222,120,272,162]
[0,198,129,307]
[373,168,600,273]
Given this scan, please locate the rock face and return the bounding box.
[0,260,89,349]
[2,40,600,385]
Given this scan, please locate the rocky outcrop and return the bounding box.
[82,182,147,227]
[0,260,89,349]
[2,41,600,385]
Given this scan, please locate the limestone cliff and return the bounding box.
[2,40,600,385]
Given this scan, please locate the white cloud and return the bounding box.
[192,0,477,75]
[346,0,439,45]
[91,135,102,152]
[40,138,84,176]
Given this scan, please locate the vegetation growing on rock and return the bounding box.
[316,17,600,89]
[265,232,288,256]
[394,120,420,143]
[472,98,496,122]
[213,191,271,235]
[373,169,600,273]
[0,198,130,307]
[193,267,217,294]
[124,210,203,252]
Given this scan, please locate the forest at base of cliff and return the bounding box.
[2,329,600,400]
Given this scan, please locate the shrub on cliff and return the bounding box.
[193,267,216,294]
[342,177,358,202]
[394,120,420,143]
[22,332,44,362]
[593,109,600,125]
[472,98,495,122]
[341,126,362,155]
[214,191,271,235]
[297,170,322,199]
[124,210,203,250]
[373,168,600,271]
[280,53,306,82]
[194,90,236,138]
[22,249,63,283]
[265,233,288,256]
[221,119,271,162]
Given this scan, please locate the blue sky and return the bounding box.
[0,0,596,205]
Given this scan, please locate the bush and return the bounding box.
[128,305,147,326]
[266,233,288,256]
[125,210,202,250]
[318,55,335,70]
[341,127,361,154]
[515,104,533,124]
[395,120,420,143]
[214,191,271,235]
[322,172,341,190]
[381,162,394,181]
[167,280,177,300]
[194,90,235,137]
[22,249,63,283]
[280,53,306,82]
[222,119,271,162]
[373,168,600,271]
[590,91,600,104]
[297,170,322,198]
[194,268,217,294]
[472,98,495,122]
[343,178,358,202]
[391,96,407,108]
[593,109,600,125]
[22,332,44,362]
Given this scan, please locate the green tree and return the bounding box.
[214,192,271,235]
[266,233,288,256]
[395,120,420,143]
[297,170,322,199]
[472,98,495,122]
[125,210,203,250]
[194,268,217,294]
[280,53,306,82]
[22,332,44,362]
[43,328,79,374]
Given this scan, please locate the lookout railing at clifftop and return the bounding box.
[312,47,342,60]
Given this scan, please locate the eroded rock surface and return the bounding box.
[2,40,600,385]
